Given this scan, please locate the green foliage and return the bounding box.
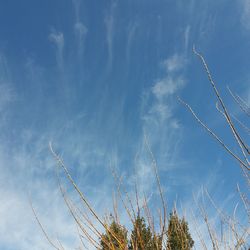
[100,218,128,250]
[167,211,194,250]
[129,215,161,250]
[99,212,194,250]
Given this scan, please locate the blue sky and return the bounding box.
[0,0,249,249]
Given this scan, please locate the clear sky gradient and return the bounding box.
[0,0,249,249]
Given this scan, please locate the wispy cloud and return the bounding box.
[0,53,11,82]
[0,83,14,113]
[134,54,187,200]
[184,25,191,54]
[181,182,247,249]
[104,2,117,73]
[0,108,123,249]
[126,21,138,64]
[74,22,88,57]
[0,76,118,249]
[152,76,185,100]
[72,0,88,58]
[72,0,81,22]
[0,54,15,128]
[49,30,64,70]
[0,131,80,249]
[240,0,250,30]
[162,54,186,73]
[146,54,186,123]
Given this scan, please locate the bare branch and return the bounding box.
[228,87,250,117]
[144,135,167,239]
[178,97,250,171]
[193,46,250,156]
[29,198,62,250]
[49,142,125,249]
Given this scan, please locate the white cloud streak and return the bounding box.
[184,25,191,54]
[0,54,10,82]
[126,22,138,64]
[147,54,186,123]
[0,86,119,249]
[0,54,15,129]
[162,54,186,73]
[0,139,79,249]
[104,2,117,73]
[74,22,88,57]
[181,183,248,249]
[240,0,250,31]
[134,54,187,202]
[152,76,185,100]
[49,30,64,70]
[0,83,14,113]
[72,0,81,22]
[0,118,124,249]
[72,0,88,58]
